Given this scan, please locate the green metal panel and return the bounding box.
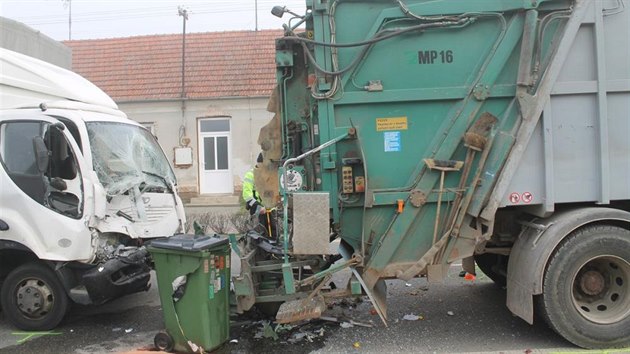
[275,0,575,289]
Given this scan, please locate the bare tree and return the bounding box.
[231,211,256,234]
[207,212,232,234]
[185,212,212,234]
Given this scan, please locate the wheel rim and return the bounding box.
[571,255,630,324]
[15,278,55,320]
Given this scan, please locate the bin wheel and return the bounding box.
[154,331,174,352]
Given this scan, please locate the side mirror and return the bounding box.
[271,5,286,18]
[33,136,50,173]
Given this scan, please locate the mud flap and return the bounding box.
[351,268,388,326]
[339,240,388,326]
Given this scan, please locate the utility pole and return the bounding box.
[62,0,72,40]
[177,6,189,144]
[255,0,258,31]
[178,6,188,100]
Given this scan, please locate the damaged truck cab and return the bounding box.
[0,48,185,330]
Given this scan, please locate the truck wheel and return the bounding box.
[474,253,507,287]
[0,262,69,330]
[539,225,630,349]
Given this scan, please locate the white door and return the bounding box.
[198,118,232,194]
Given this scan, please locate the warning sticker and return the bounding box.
[377,117,408,131]
[522,192,533,204]
[384,132,401,152]
[509,192,520,204]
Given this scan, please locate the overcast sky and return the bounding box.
[1,0,307,41]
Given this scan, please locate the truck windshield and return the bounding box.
[86,122,176,196]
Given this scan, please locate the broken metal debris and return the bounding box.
[319,316,373,328]
[287,328,326,344]
[242,316,335,345]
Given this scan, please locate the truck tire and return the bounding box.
[539,225,630,349]
[474,253,507,287]
[0,262,69,330]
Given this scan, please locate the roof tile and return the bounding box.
[64,30,282,101]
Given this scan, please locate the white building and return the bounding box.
[65,30,282,207]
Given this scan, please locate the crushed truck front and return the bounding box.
[0,48,185,330]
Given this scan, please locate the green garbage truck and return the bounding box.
[231,0,630,349]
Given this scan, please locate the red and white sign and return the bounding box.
[509,192,520,204]
[522,192,533,204]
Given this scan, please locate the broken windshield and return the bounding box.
[87,122,176,196]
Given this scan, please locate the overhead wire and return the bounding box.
[24,7,272,25]
[18,1,305,25]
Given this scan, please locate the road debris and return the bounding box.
[403,314,421,321]
[288,332,309,343]
[125,328,134,333]
[464,273,476,281]
[229,339,238,344]
[261,322,279,340]
[319,316,373,328]
[340,322,354,328]
[287,327,326,343]
[447,311,455,316]
[353,341,361,349]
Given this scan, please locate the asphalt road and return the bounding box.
[0,266,600,354]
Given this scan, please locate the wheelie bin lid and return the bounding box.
[149,234,229,252]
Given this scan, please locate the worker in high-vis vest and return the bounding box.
[243,153,277,239]
[243,152,265,216]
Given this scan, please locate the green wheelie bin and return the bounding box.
[149,234,230,353]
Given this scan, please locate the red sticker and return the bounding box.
[509,192,520,204]
[522,192,533,204]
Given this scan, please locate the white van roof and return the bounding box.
[0,47,118,110]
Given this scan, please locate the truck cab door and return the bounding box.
[0,113,93,261]
[42,122,83,218]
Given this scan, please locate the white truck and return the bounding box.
[0,48,186,330]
